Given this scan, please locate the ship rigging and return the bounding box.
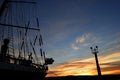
[0,0,54,79]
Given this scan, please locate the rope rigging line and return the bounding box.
[30,39,39,64]
[7,1,15,57]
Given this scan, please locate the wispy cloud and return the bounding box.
[100,32,120,54]
[71,44,79,50]
[76,33,91,43]
[46,52,120,77]
[100,52,120,64]
[72,33,101,50]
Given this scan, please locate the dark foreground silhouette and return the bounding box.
[44,75,120,80]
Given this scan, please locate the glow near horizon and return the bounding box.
[46,52,120,77]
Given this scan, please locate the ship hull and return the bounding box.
[0,69,46,80]
[0,62,47,80]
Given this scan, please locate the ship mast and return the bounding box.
[0,0,39,31]
[0,0,40,63]
[0,0,54,67]
[0,0,8,17]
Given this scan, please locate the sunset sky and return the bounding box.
[0,0,120,77]
[38,0,120,77]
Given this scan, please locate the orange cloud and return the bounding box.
[46,52,120,77]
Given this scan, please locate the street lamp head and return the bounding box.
[90,47,93,50]
[90,46,99,54]
[96,46,98,49]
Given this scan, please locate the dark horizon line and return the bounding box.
[46,74,120,78]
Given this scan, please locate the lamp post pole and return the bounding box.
[90,46,101,79]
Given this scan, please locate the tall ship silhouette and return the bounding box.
[0,0,54,79]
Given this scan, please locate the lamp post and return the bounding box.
[90,46,101,79]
